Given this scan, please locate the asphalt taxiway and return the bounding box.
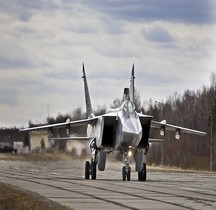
[0,159,215,210]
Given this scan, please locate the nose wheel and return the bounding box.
[122,164,131,181]
[122,150,132,181]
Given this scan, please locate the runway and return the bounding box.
[0,159,215,210]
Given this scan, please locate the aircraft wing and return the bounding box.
[20,117,98,132]
[151,120,207,139]
[149,138,165,143]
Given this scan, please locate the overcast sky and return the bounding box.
[0,0,216,127]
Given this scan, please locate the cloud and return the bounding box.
[0,0,215,127]
[84,0,216,24]
[143,26,175,44]
[0,89,18,106]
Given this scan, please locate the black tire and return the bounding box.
[127,167,131,181]
[138,163,147,181]
[85,161,90,179]
[98,151,106,171]
[122,166,126,181]
[91,161,97,180]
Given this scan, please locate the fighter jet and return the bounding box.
[20,64,206,181]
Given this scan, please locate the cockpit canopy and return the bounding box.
[122,100,135,115]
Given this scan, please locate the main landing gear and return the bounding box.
[85,138,97,180]
[85,160,97,180]
[84,139,147,181]
[138,163,147,181]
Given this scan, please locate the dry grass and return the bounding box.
[0,182,73,210]
[0,152,86,162]
[147,164,215,174]
[1,152,213,173]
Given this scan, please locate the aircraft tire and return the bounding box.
[91,162,97,180]
[98,151,106,171]
[138,163,147,181]
[122,166,126,181]
[85,161,90,179]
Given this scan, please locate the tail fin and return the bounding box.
[129,63,135,102]
[82,63,93,118]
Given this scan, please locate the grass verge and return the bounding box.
[0,182,73,210]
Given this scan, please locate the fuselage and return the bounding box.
[114,101,142,150]
[87,100,143,152]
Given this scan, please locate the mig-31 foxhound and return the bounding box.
[20,64,206,181]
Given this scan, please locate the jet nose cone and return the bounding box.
[122,117,142,147]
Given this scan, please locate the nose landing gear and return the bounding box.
[122,164,131,181]
[122,151,131,181]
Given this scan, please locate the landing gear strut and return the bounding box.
[85,138,98,180]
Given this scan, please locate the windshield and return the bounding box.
[123,101,135,115]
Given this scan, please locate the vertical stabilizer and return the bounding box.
[129,63,135,102]
[82,63,93,118]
